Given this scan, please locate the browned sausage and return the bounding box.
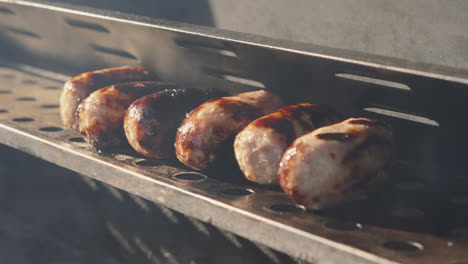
[60,66,156,129]
[279,118,393,209]
[124,89,214,159]
[76,81,174,149]
[175,90,284,170]
[234,103,341,184]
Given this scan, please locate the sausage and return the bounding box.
[124,89,214,159]
[234,103,341,184]
[278,118,393,209]
[175,90,284,170]
[60,66,156,129]
[76,81,174,149]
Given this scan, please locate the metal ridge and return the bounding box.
[2,0,468,84]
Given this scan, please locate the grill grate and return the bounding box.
[0,61,466,264]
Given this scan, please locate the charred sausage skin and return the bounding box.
[175,90,284,171]
[279,118,393,209]
[76,81,174,149]
[124,89,213,159]
[234,103,341,184]
[60,66,155,129]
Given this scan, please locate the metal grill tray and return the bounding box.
[0,58,465,264]
[0,1,468,264]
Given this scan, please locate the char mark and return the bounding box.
[285,103,342,130]
[255,117,295,143]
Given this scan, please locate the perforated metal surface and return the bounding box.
[0,61,466,264]
[0,144,301,264]
[0,1,468,263]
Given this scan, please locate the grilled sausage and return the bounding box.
[76,81,174,149]
[60,66,155,129]
[279,118,393,209]
[234,103,341,184]
[175,90,284,170]
[124,89,214,159]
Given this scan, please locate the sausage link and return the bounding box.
[60,66,156,129]
[234,103,341,184]
[76,81,174,149]
[124,89,213,159]
[175,90,284,170]
[279,118,393,209]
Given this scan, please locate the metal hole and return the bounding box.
[222,74,265,88]
[0,109,8,113]
[0,90,11,94]
[222,188,254,196]
[22,79,37,85]
[44,85,60,90]
[364,107,439,127]
[40,104,59,109]
[0,73,15,79]
[12,117,34,122]
[325,221,363,231]
[176,40,237,57]
[6,27,41,39]
[135,159,161,166]
[205,68,265,89]
[16,97,36,101]
[68,137,86,143]
[39,126,63,132]
[267,203,306,213]
[335,73,411,91]
[65,18,110,33]
[91,44,138,60]
[0,7,15,15]
[113,154,136,161]
[173,172,207,181]
[383,240,423,252]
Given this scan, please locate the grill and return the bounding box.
[1,1,468,263]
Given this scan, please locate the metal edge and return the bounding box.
[3,0,468,84]
[0,122,398,264]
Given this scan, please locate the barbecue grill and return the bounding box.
[1,1,467,263]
